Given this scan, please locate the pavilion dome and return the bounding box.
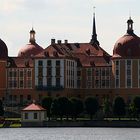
[113,17,140,58]
[0,38,8,59]
[18,28,44,58]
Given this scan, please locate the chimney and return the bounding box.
[64,40,68,44]
[51,39,55,45]
[57,40,61,45]
[86,48,90,55]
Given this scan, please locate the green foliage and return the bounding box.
[113,96,126,118]
[128,102,137,118]
[51,98,60,118]
[133,96,140,117]
[57,97,71,120]
[85,97,99,120]
[51,97,72,120]
[41,96,53,120]
[70,97,84,120]
[103,98,112,117]
[0,100,4,116]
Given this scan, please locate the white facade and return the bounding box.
[64,59,77,89]
[35,59,65,87]
[22,111,46,122]
[35,58,77,89]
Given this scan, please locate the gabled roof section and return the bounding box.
[7,57,34,68]
[35,42,110,67]
[22,103,46,111]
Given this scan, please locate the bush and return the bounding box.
[85,97,99,120]
[113,96,125,119]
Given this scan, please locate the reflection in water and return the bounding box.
[0,128,140,140]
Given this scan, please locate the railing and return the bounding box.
[35,85,64,91]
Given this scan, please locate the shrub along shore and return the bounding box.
[1,96,140,127]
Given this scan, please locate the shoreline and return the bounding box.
[22,120,140,128]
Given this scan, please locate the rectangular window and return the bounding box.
[77,79,81,88]
[26,80,32,88]
[47,68,52,76]
[27,70,31,77]
[8,71,12,77]
[87,69,92,76]
[86,69,92,88]
[56,78,60,87]
[95,69,100,76]
[38,78,43,86]
[95,80,100,88]
[101,80,105,88]
[34,113,38,119]
[47,60,51,66]
[101,69,105,76]
[38,60,43,66]
[47,78,52,87]
[25,113,28,119]
[13,80,17,88]
[56,60,60,66]
[56,67,60,76]
[106,69,110,76]
[38,68,43,77]
[106,80,110,88]
[14,71,17,77]
[115,60,120,88]
[19,80,24,88]
[126,60,132,88]
[20,71,24,77]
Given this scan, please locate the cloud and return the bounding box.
[93,0,130,4]
[0,0,24,12]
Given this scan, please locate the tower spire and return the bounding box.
[127,16,134,35]
[29,27,36,44]
[90,7,99,45]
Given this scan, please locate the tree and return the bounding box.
[51,97,71,121]
[41,96,53,120]
[103,97,112,117]
[113,96,125,119]
[0,100,4,116]
[85,97,99,120]
[57,97,71,120]
[133,96,140,118]
[51,98,59,120]
[71,97,84,120]
[128,102,137,119]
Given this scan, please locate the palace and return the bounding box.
[0,12,140,106]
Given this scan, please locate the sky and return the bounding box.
[0,0,140,56]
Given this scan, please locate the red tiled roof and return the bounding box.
[35,42,110,67]
[22,103,46,111]
[18,43,44,58]
[7,57,34,68]
[0,39,8,59]
[113,34,140,58]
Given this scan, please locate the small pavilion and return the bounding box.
[21,101,46,127]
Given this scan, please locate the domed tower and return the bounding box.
[0,39,8,59]
[112,17,140,100]
[18,28,44,58]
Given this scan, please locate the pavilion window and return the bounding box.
[25,113,28,119]
[126,60,132,88]
[34,113,38,119]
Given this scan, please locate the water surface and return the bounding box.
[0,128,140,140]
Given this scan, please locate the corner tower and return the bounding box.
[90,8,99,46]
[18,28,44,58]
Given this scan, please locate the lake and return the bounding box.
[0,128,140,140]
